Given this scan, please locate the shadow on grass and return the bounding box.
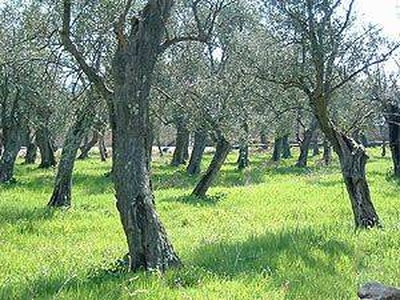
[0,206,55,225]
[190,227,353,278]
[161,193,226,206]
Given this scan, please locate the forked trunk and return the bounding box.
[171,117,189,166]
[192,136,230,197]
[187,130,207,175]
[0,126,22,183]
[111,0,180,271]
[48,113,91,207]
[36,127,56,168]
[78,130,100,159]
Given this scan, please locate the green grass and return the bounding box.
[0,149,399,299]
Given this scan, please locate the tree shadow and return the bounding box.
[189,227,354,297]
[161,193,226,206]
[0,206,56,225]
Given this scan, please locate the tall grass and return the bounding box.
[0,149,399,299]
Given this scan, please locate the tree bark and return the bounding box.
[78,130,100,160]
[272,136,282,162]
[48,113,91,207]
[237,144,249,169]
[61,0,180,272]
[187,129,207,175]
[192,135,230,197]
[323,138,332,165]
[0,126,22,183]
[385,104,400,177]
[24,128,37,165]
[311,94,380,228]
[281,134,291,159]
[296,119,318,167]
[110,0,180,271]
[36,127,56,168]
[171,117,189,166]
[98,133,108,162]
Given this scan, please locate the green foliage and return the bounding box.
[0,149,399,299]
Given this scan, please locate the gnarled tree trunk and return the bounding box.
[281,134,291,159]
[171,117,189,166]
[24,128,37,164]
[272,136,282,162]
[98,133,108,161]
[62,0,180,272]
[36,127,56,168]
[78,130,100,160]
[192,135,230,197]
[296,119,318,167]
[187,129,207,175]
[385,104,400,177]
[323,138,331,165]
[0,126,22,183]
[110,0,180,272]
[48,112,91,207]
[311,94,380,228]
[237,144,249,169]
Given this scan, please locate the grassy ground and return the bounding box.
[0,148,399,299]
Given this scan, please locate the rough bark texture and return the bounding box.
[110,0,180,271]
[358,282,400,300]
[24,129,37,164]
[171,117,189,166]
[0,126,22,183]
[78,130,100,159]
[62,0,180,272]
[98,133,108,162]
[187,130,207,175]
[48,113,90,207]
[323,138,332,166]
[192,136,230,197]
[36,127,56,168]
[296,119,318,167]
[272,136,282,162]
[386,104,400,177]
[237,144,249,169]
[311,95,380,228]
[281,134,291,159]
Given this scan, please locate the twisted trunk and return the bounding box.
[281,134,291,159]
[192,135,230,197]
[78,130,100,159]
[187,130,207,175]
[24,128,37,165]
[311,94,379,228]
[296,119,318,167]
[98,133,108,161]
[386,104,400,177]
[272,136,282,162]
[323,138,332,165]
[48,114,90,207]
[110,0,180,271]
[171,117,189,166]
[37,127,56,168]
[0,126,22,183]
[237,144,249,169]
